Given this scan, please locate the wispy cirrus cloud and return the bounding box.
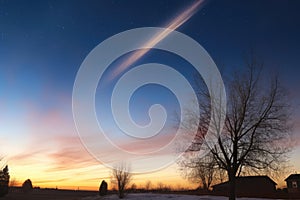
[109,0,207,80]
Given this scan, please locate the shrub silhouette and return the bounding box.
[99,180,108,196]
[22,179,33,193]
[0,165,10,197]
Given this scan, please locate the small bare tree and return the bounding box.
[9,178,18,187]
[145,180,152,191]
[111,163,132,199]
[179,151,224,191]
[157,182,164,191]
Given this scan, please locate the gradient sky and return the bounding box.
[1,0,300,190]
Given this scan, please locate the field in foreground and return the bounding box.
[1,190,286,200]
[1,189,97,200]
[82,193,284,200]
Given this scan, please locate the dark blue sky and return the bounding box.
[1,0,300,187]
[1,0,300,123]
[1,0,300,95]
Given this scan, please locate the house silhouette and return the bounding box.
[212,176,277,197]
[285,174,300,194]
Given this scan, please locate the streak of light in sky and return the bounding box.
[109,0,206,80]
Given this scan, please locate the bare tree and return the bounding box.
[156,182,164,191]
[179,151,222,190]
[144,180,152,191]
[181,59,292,200]
[9,178,17,187]
[111,163,132,199]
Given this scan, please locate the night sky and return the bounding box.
[1,0,300,189]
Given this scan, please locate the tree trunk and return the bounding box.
[228,170,236,200]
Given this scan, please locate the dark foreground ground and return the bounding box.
[1,188,300,200]
[1,189,98,200]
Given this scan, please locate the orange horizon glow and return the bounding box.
[8,162,198,191]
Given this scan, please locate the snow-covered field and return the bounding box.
[81,193,283,200]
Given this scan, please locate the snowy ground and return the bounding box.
[81,193,283,200]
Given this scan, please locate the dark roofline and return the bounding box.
[285,174,300,181]
[212,176,277,187]
[212,181,228,188]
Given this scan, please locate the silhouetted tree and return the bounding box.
[179,151,225,191]
[157,182,164,191]
[181,59,292,200]
[145,180,152,191]
[9,178,17,187]
[0,165,10,197]
[130,183,137,192]
[111,163,132,199]
[99,180,108,196]
[22,179,33,193]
